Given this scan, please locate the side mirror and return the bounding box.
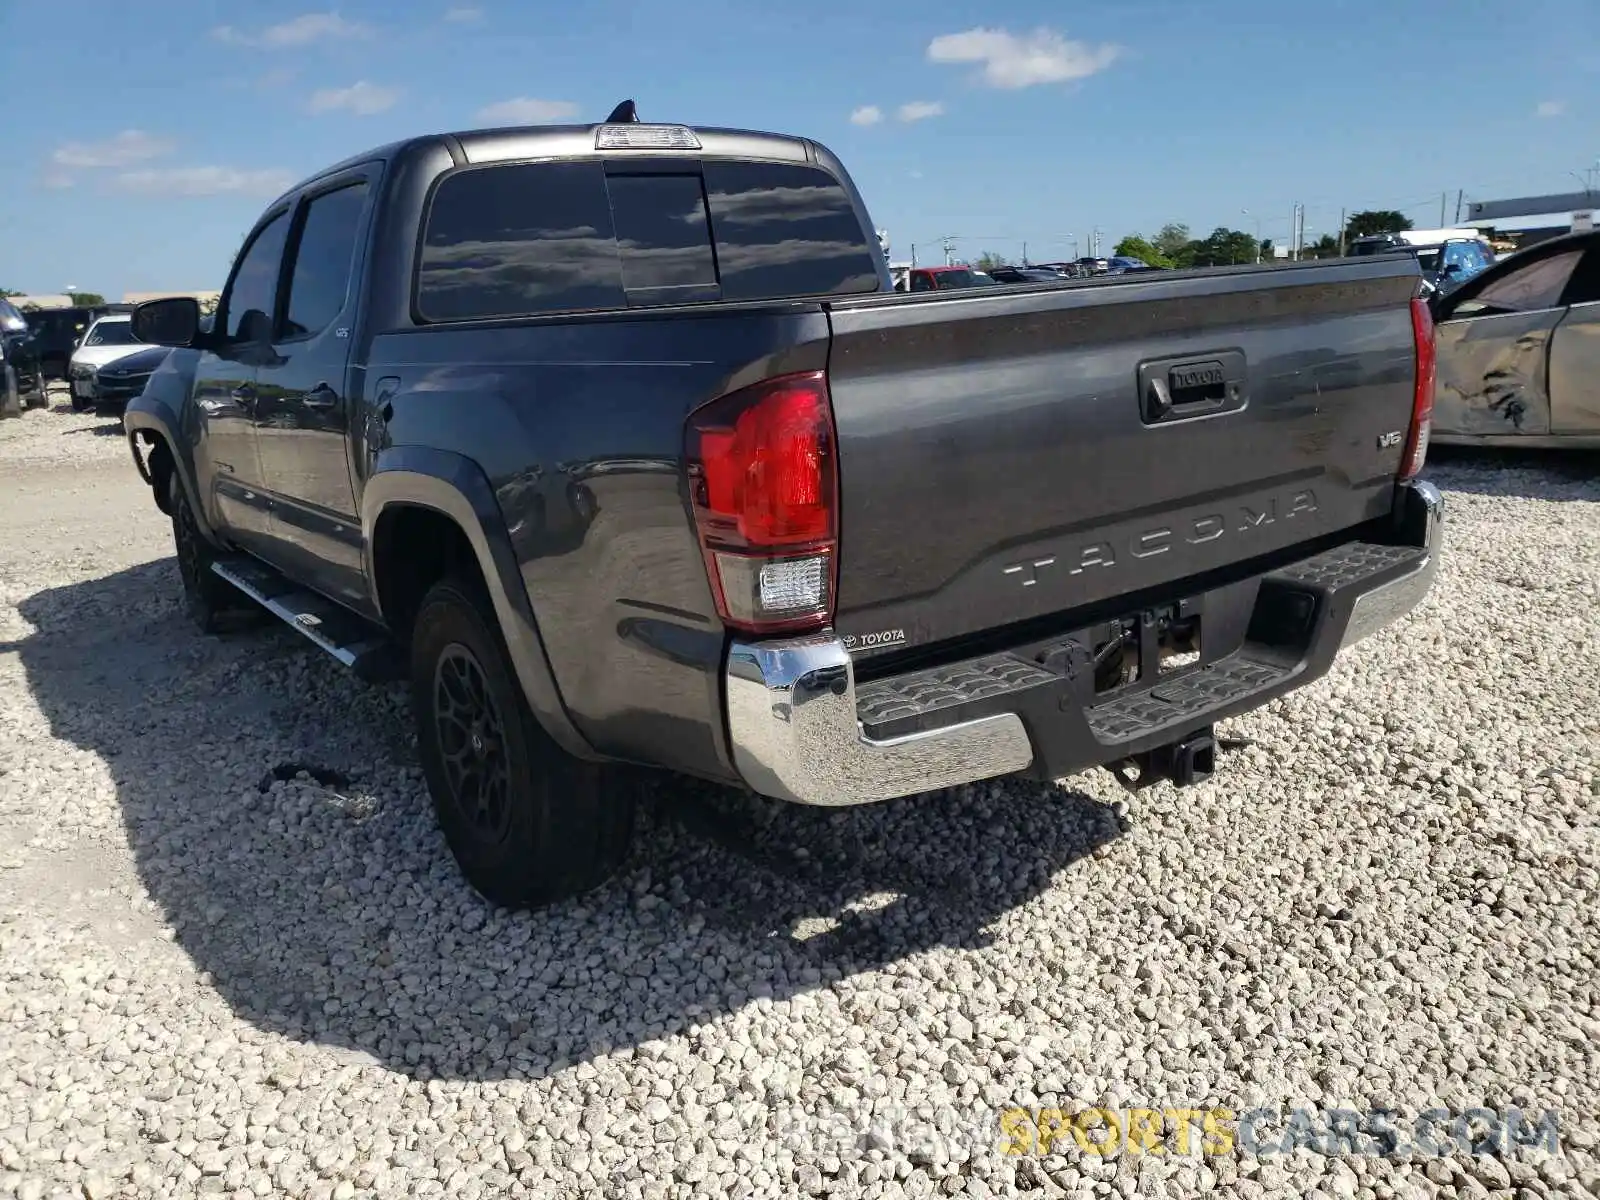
[132,296,203,348]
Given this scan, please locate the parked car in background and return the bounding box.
[1076,256,1110,275]
[1430,230,1600,448]
[1352,230,1495,296]
[0,298,48,416]
[67,313,153,411]
[82,345,172,416]
[985,265,1064,285]
[900,265,999,291]
[26,305,113,380]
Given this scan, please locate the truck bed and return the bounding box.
[819,257,1423,664]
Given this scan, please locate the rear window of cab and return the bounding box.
[415,158,882,322]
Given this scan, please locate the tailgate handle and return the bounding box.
[1140,351,1247,425]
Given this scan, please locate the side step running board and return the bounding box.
[210,556,403,682]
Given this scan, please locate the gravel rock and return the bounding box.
[1,423,1596,1198]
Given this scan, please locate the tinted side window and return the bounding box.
[1558,247,1600,306]
[283,182,369,340]
[702,162,880,300]
[607,174,717,299]
[419,161,624,321]
[1471,249,1584,313]
[226,212,290,342]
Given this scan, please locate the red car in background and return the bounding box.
[894,265,998,292]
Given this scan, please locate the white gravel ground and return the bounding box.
[1,397,1597,1200]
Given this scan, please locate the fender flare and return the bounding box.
[361,446,600,763]
[122,392,221,543]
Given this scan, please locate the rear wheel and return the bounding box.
[410,577,636,909]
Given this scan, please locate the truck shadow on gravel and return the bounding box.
[14,560,1125,1083]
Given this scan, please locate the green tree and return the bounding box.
[66,291,106,307]
[0,288,22,297]
[973,251,1011,271]
[1113,236,1174,268]
[1154,223,1191,259]
[1308,234,1339,259]
[1343,210,1412,243]
[1259,239,1275,261]
[1184,228,1259,267]
[199,294,219,317]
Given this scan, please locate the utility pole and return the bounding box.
[1337,207,1347,257]
[1454,189,1464,224]
[1440,192,1447,226]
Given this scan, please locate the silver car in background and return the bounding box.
[1431,231,1600,448]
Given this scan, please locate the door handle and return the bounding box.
[303,383,338,410]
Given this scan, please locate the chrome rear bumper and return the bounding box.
[1341,478,1443,647]
[725,637,1036,807]
[725,478,1444,807]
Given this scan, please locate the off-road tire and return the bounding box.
[411,576,636,909]
[169,471,247,634]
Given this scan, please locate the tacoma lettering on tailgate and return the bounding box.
[1003,489,1319,586]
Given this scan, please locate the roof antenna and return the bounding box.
[605,99,639,123]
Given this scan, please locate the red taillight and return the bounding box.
[1402,295,1436,480]
[687,370,839,635]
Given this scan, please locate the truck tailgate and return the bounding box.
[822,259,1423,658]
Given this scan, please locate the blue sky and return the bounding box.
[2,0,1597,296]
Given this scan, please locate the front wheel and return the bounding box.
[168,471,247,634]
[410,577,636,909]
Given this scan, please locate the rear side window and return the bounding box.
[282,181,369,340]
[1471,249,1583,313]
[416,157,880,321]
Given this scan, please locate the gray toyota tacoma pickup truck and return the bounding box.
[123,106,1444,909]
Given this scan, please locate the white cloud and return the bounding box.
[307,81,402,116]
[114,167,296,198]
[212,13,370,48]
[1536,100,1566,117]
[444,5,483,20]
[896,101,944,123]
[849,105,884,126]
[927,26,1120,89]
[51,130,175,169]
[476,97,580,123]
[41,171,75,190]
